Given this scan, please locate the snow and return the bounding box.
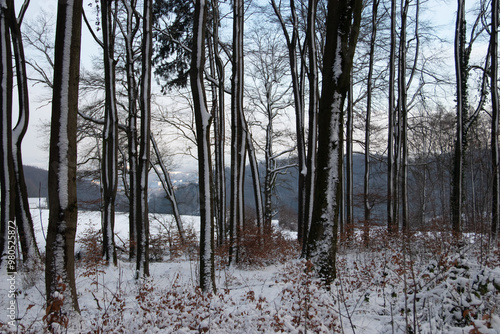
[0,209,499,333]
[56,0,77,211]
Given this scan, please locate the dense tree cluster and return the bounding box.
[0,0,499,328]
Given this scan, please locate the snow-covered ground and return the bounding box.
[1,209,499,333]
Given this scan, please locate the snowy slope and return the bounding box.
[0,209,499,333]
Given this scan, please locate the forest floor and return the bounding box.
[1,210,499,333]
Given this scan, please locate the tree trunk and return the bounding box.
[45,0,83,315]
[150,134,185,242]
[451,0,466,234]
[0,1,14,273]
[491,0,499,239]
[346,69,354,237]
[211,0,226,246]
[306,0,362,285]
[270,0,306,245]
[303,0,319,256]
[136,0,152,278]
[364,0,379,246]
[101,0,118,266]
[246,129,264,233]
[8,0,40,265]
[387,0,398,233]
[191,0,216,292]
[123,0,139,261]
[229,0,245,265]
[399,0,409,232]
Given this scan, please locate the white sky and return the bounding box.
[17,0,100,169]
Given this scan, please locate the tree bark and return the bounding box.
[45,0,83,315]
[122,0,139,261]
[303,0,319,256]
[211,0,226,246]
[136,0,152,278]
[451,0,466,233]
[0,0,14,273]
[7,0,40,265]
[101,0,118,266]
[387,0,398,233]
[229,0,245,265]
[399,0,409,232]
[364,0,379,245]
[270,0,307,245]
[191,0,216,292]
[306,0,362,285]
[491,0,499,239]
[150,134,185,242]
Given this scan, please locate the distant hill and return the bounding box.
[23,165,107,211]
[22,154,388,228]
[24,165,49,198]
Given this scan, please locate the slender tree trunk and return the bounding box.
[364,0,379,246]
[387,0,397,233]
[452,0,466,234]
[491,0,499,239]
[246,129,264,232]
[346,69,354,237]
[191,0,216,292]
[123,0,139,261]
[270,0,306,244]
[136,0,152,278]
[45,0,83,315]
[303,0,319,256]
[0,1,14,273]
[101,0,118,266]
[8,0,40,264]
[229,0,245,265]
[211,0,226,246]
[307,0,362,285]
[399,0,409,232]
[150,134,185,241]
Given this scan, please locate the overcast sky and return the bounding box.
[17,0,463,170]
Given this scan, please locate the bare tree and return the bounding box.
[270,0,307,244]
[136,0,153,278]
[303,0,319,255]
[387,0,398,233]
[246,29,295,232]
[229,0,246,265]
[306,0,362,285]
[191,0,216,292]
[0,0,14,273]
[120,0,140,261]
[150,133,185,242]
[491,0,499,239]
[9,0,40,265]
[101,0,118,266]
[363,0,380,245]
[45,0,83,316]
